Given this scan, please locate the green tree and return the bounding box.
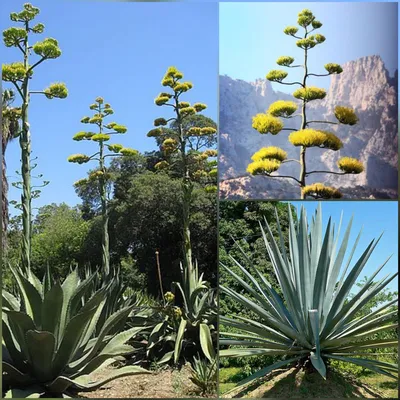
[149,66,217,271]
[30,203,90,277]
[248,9,363,199]
[2,3,67,271]
[68,97,137,275]
[112,171,217,296]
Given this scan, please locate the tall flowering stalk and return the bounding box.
[2,3,67,271]
[248,9,363,199]
[149,66,217,271]
[68,97,137,275]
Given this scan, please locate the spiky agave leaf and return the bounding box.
[219,204,398,390]
[2,267,150,397]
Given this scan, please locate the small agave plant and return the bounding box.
[146,261,217,365]
[2,266,150,398]
[220,204,398,390]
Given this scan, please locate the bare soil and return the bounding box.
[77,364,211,398]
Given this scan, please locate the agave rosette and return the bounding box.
[2,266,150,397]
[220,204,398,390]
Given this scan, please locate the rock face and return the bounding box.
[219,55,398,199]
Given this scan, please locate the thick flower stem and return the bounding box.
[20,21,31,272]
[98,107,110,275]
[174,94,193,272]
[299,30,309,198]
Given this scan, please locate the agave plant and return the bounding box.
[220,204,398,390]
[173,260,217,363]
[146,260,217,364]
[2,266,150,398]
[189,356,217,396]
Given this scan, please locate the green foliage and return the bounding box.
[188,357,217,396]
[30,203,90,277]
[219,201,295,371]
[220,204,398,391]
[2,267,149,397]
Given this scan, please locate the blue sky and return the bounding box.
[1,0,218,212]
[220,2,398,92]
[291,201,398,293]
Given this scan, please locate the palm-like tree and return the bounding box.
[2,89,20,250]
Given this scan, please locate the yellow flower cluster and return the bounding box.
[155,94,171,106]
[266,69,288,82]
[324,63,343,74]
[204,149,218,157]
[67,154,90,164]
[276,56,295,66]
[120,148,138,156]
[33,38,61,59]
[174,82,193,93]
[193,103,207,112]
[289,129,343,150]
[108,144,123,153]
[293,86,326,102]
[81,116,90,124]
[296,38,317,50]
[162,138,177,152]
[89,115,102,124]
[164,291,175,303]
[154,118,168,127]
[252,113,283,135]
[179,101,190,109]
[3,27,27,47]
[334,106,358,125]
[284,26,299,36]
[247,159,281,175]
[2,62,31,82]
[11,3,40,22]
[147,128,163,138]
[180,107,196,117]
[155,160,169,170]
[113,124,127,133]
[297,9,315,27]
[200,127,217,136]
[44,82,68,99]
[302,183,342,199]
[337,157,364,174]
[268,100,297,118]
[251,146,287,162]
[73,131,86,141]
[91,133,110,142]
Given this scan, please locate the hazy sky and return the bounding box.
[1,0,218,211]
[220,2,398,92]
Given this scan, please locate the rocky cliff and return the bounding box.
[219,55,398,199]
